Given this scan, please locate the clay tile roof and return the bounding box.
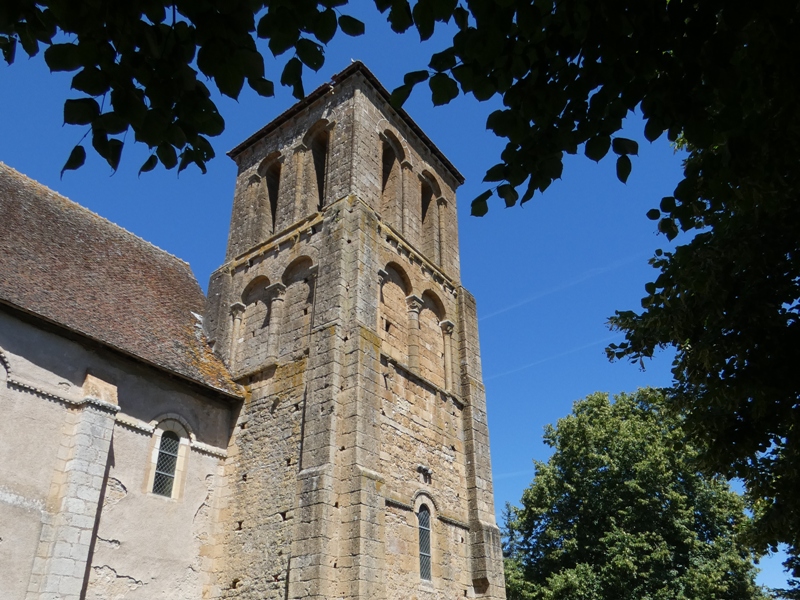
[0,163,241,398]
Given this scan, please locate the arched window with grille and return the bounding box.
[418,504,432,581]
[152,431,180,497]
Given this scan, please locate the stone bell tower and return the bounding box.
[204,62,505,600]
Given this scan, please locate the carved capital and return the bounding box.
[265,282,286,300]
[436,196,447,207]
[439,320,455,335]
[377,268,389,286]
[406,294,423,314]
[230,302,246,316]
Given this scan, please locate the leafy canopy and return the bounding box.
[504,389,769,600]
[0,0,372,175]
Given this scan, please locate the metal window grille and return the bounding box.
[418,505,432,581]
[152,431,180,497]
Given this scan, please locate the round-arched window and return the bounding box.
[152,431,180,497]
[418,504,432,581]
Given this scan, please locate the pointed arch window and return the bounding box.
[418,504,432,581]
[152,431,180,497]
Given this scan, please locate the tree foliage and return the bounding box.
[503,389,769,600]
[0,0,372,175]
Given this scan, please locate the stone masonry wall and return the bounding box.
[206,66,504,600]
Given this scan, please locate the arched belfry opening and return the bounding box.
[420,171,442,266]
[258,153,282,236]
[380,131,404,229]
[304,122,330,211]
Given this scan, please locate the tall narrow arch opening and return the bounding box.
[257,152,282,236]
[310,129,329,211]
[420,171,443,266]
[265,161,281,233]
[380,131,404,228]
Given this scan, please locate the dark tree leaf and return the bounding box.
[71,67,109,96]
[44,43,82,72]
[63,98,100,125]
[296,39,324,71]
[644,117,664,142]
[97,112,128,135]
[404,70,430,85]
[429,48,456,72]
[390,84,412,108]
[646,208,661,220]
[138,154,158,176]
[497,183,519,208]
[387,0,414,33]
[0,35,18,64]
[105,138,123,171]
[157,143,178,169]
[612,137,639,156]
[60,145,86,177]
[429,73,458,106]
[316,9,338,43]
[281,57,305,99]
[413,1,435,41]
[249,77,275,97]
[471,189,493,217]
[616,155,632,183]
[338,15,365,36]
[584,135,611,162]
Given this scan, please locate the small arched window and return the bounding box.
[418,504,432,581]
[152,431,180,497]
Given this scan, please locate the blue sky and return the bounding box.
[0,6,788,589]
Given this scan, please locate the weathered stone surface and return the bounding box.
[0,61,503,600]
[207,62,505,600]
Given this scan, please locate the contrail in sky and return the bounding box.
[479,253,646,322]
[484,335,619,382]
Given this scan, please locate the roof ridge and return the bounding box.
[0,161,193,271]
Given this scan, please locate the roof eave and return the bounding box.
[0,298,244,401]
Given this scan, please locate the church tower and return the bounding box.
[204,62,506,600]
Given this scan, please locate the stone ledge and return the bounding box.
[6,375,119,414]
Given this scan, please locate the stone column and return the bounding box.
[440,319,455,392]
[265,282,286,361]
[26,377,119,600]
[406,295,423,371]
[293,143,307,222]
[400,161,413,237]
[436,197,447,268]
[228,302,245,371]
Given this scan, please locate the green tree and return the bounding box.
[503,389,769,600]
